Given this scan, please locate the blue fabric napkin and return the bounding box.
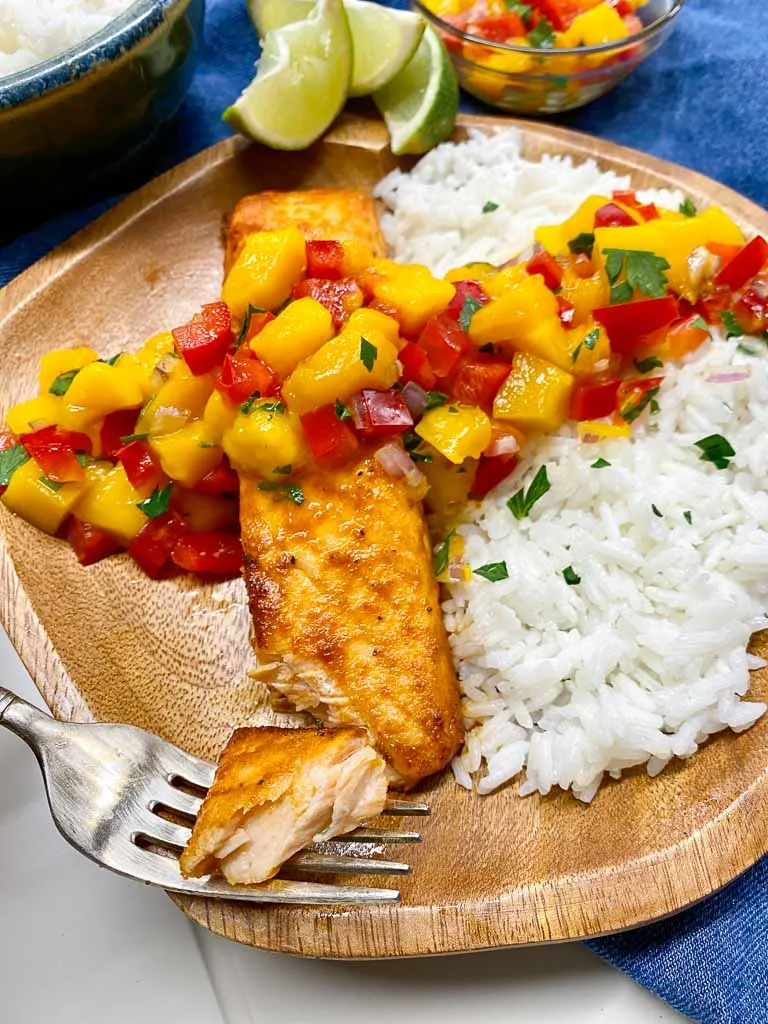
[1,1,767,1020]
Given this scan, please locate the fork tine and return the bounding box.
[159,745,216,790]
[122,847,400,903]
[138,816,192,849]
[324,827,421,844]
[152,786,203,819]
[383,799,430,816]
[286,852,410,875]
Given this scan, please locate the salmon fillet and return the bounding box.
[223,188,387,274]
[240,455,464,789]
[180,725,387,884]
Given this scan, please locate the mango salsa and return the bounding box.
[2,458,85,534]
[150,422,222,487]
[493,353,574,433]
[222,227,307,317]
[73,463,153,544]
[250,297,334,376]
[222,401,308,476]
[416,404,491,464]
[365,260,455,337]
[38,347,98,394]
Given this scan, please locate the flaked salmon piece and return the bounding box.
[240,455,465,790]
[223,188,386,274]
[180,726,387,885]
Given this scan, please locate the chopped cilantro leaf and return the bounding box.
[257,480,304,505]
[425,391,448,411]
[620,386,660,424]
[695,433,735,469]
[651,503,663,517]
[0,444,29,487]
[562,566,581,586]
[236,304,267,346]
[634,355,664,373]
[610,281,634,305]
[75,452,90,467]
[360,336,377,372]
[409,451,433,463]
[482,201,499,214]
[583,327,600,351]
[479,342,495,354]
[137,483,173,519]
[721,310,743,338]
[571,342,583,364]
[679,198,697,217]
[527,15,556,47]
[49,368,80,396]
[507,465,550,520]
[691,315,710,333]
[448,405,458,414]
[591,458,610,469]
[335,399,352,421]
[39,475,63,492]
[474,561,509,582]
[432,531,455,578]
[504,0,532,23]
[240,392,261,414]
[603,248,670,298]
[683,510,693,525]
[459,295,484,332]
[120,432,149,444]
[568,232,595,258]
[649,397,661,414]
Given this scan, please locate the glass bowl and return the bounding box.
[412,0,684,115]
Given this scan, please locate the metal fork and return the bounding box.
[0,686,428,905]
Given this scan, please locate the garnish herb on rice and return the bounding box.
[432,530,455,578]
[474,561,509,582]
[721,310,743,338]
[651,504,663,517]
[695,434,735,469]
[482,201,499,214]
[684,510,693,524]
[562,566,581,586]
[679,198,697,217]
[591,458,610,469]
[507,466,550,520]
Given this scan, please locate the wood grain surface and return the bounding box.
[1,114,766,958]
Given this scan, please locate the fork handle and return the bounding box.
[0,686,51,749]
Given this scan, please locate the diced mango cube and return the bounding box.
[250,297,334,377]
[202,390,237,443]
[558,4,629,49]
[422,454,477,531]
[484,264,528,299]
[416,404,491,465]
[222,401,307,477]
[346,307,401,349]
[444,262,498,285]
[568,320,611,378]
[282,325,399,414]
[150,421,222,487]
[2,458,86,534]
[493,352,574,433]
[38,346,99,394]
[367,259,455,336]
[64,361,144,423]
[559,266,610,326]
[174,489,238,533]
[136,362,214,436]
[535,196,611,256]
[339,240,376,275]
[5,394,64,435]
[73,463,152,543]
[222,228,307,318]
[469,275,560,347]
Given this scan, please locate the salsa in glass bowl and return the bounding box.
[413,0,684,114]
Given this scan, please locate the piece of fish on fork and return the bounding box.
[0,686,428,905]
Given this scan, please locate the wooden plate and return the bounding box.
[1,114,767,958]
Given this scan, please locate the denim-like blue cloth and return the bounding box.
[1,2,767,1021]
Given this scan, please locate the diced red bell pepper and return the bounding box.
[292,277,364,331]
[445,280,491,321]
[526,250,564,291]
[610,191,658,221]
[615,376,665,423]
[66,518,122,566]
[171,531,243,577]
[215,349,279,404]
[418,314,472,378]
[350,389,413,438]
[465,13,526,40]
[638,203,660,221]
[714,235,768,291]
[611,0,634,16]
[450,358,512,408]
[241,310,275,344]
[306,240,346,280]
[20,425,91,483]
[470,455,519,500]
[696,283,733,325]
[530,0,582,30]
[594,202,638,229]
[569,378,621,421]
[100,409,139,459]
[193,460,240,496]
[172,301,233,375]
[117,440,164,490]
[593,296,679,355]
[128,513,186,579]
[732,287,768,336]
[300,405,361,465]
[398,341,437,390]
[557,295,576,327]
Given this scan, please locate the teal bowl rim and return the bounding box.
[0,0,189,111]
[412,0,685,57]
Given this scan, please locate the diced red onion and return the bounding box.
[149,352,179,392]
[751,276,768,299]
[706,368,751,383]
[376,443,416,479]
[485,433,520,458]
[687,246,718,294]
[446,558,465,583]
[401,381,429,419]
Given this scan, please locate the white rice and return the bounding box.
[0,0,135,78]
[376,130,768,801]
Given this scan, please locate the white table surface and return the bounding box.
[0,627,688,1024]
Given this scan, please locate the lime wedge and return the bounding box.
[224,0,352,150]
[373,25,458,156]
[248,0,424,97]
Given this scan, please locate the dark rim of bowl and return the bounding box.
[413,0,685,57]
[0,0,186,109]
